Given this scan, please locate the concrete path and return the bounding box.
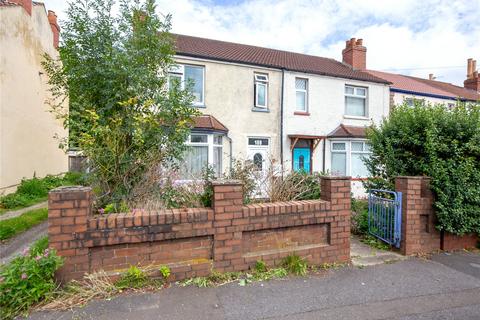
[27,252,480,320]
[350,236,407,267]
[0,221,47,264]
[0,201,47,221]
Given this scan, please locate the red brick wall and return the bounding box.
[48,177,351,282]
[395,176,478,255]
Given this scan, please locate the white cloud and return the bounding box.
[42,0,480,86]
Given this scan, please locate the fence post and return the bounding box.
[211,180,244,272]
[48,186,92,281]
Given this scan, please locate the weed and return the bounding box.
[115,266,148,289]
[281,255,308,276]
[254,260,267,273]
[159,265,171,280]
[360,235,391,251]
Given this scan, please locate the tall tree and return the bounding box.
[43,0,199,207]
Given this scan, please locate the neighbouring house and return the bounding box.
[0,0,68,193]
[173,35,391,196]
[340,38,480,108]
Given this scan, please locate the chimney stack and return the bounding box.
[464,58,480,92]
[342,38,367,70]
[10,0,32,15]
[429,73,435,80]
[47,10,60,49]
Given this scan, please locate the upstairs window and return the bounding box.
[295,78,308,112]
[345,85,367,117]
[169,64,205,106]
[254,73,268,109]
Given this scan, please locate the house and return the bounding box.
[173,35,391,196]
[339,38,480,107]
[0,0,67,193]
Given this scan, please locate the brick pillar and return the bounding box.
[211,180,244,272]
[48,186,92,281]
[395,176,440,255]
[321,176,351,261]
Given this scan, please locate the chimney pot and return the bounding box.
[429,73,434,80]
[356,39,363,46]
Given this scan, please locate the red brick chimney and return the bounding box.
[47,10,60,49]
[10,0,32,15]
[464,58,479,92]
[342,38,367,70]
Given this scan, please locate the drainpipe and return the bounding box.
[280,69,285,174]
[322,138,326,173]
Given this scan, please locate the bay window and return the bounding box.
[345,85,367,117]
[331,140,371,178]
[181,133,223,178]
[169,64,205,106]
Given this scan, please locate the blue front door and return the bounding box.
[293,148,311,172]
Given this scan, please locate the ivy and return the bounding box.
[364,102,480,236]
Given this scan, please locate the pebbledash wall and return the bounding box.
[48,177,351,282]
[395,176,479,255]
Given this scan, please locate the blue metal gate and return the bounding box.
[368,189,402,248]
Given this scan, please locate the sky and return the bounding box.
[42,0,480,87]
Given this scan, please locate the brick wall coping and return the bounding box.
[396,176,430,180]
[321,176,351,180]
[49,186,91,192]
[243,199,330,216]
[211,180,243,185]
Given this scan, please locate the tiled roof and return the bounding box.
[0,0,19,6]
[174,34,389,85]
[327,124,367,138]
[193,115,228,133]
[365,70,480,101]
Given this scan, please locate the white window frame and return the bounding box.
[330,140,371,178]
[169,64,205,107]
[182,133,224,178]
[254,73,269,109]
[295,78,308,112]
[345,85,368,117]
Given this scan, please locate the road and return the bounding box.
[28,251,480,320]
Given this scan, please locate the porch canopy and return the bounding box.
[192,115,228,133]
[288,134,325,151]
[327,124,367,138]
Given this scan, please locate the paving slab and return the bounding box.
[350,236,407,266]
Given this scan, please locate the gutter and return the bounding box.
[390,88,462,102]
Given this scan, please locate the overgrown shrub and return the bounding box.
[0,238,63,319]
[365,103,480,235]
[351,198,368,235]
[224,159,257,204]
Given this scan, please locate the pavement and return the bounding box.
[27,250,480,320]
[350,236,407,267]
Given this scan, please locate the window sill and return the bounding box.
[294,111,310,116]
[194,104,206,109]
[252,107,270,113]
[343,115,369,120]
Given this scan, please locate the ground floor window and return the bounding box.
[181,133,223,178]
[331,140,371,177]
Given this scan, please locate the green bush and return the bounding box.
[365,103,480,235]
[0,239,63,319]
[351,198,368,235]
